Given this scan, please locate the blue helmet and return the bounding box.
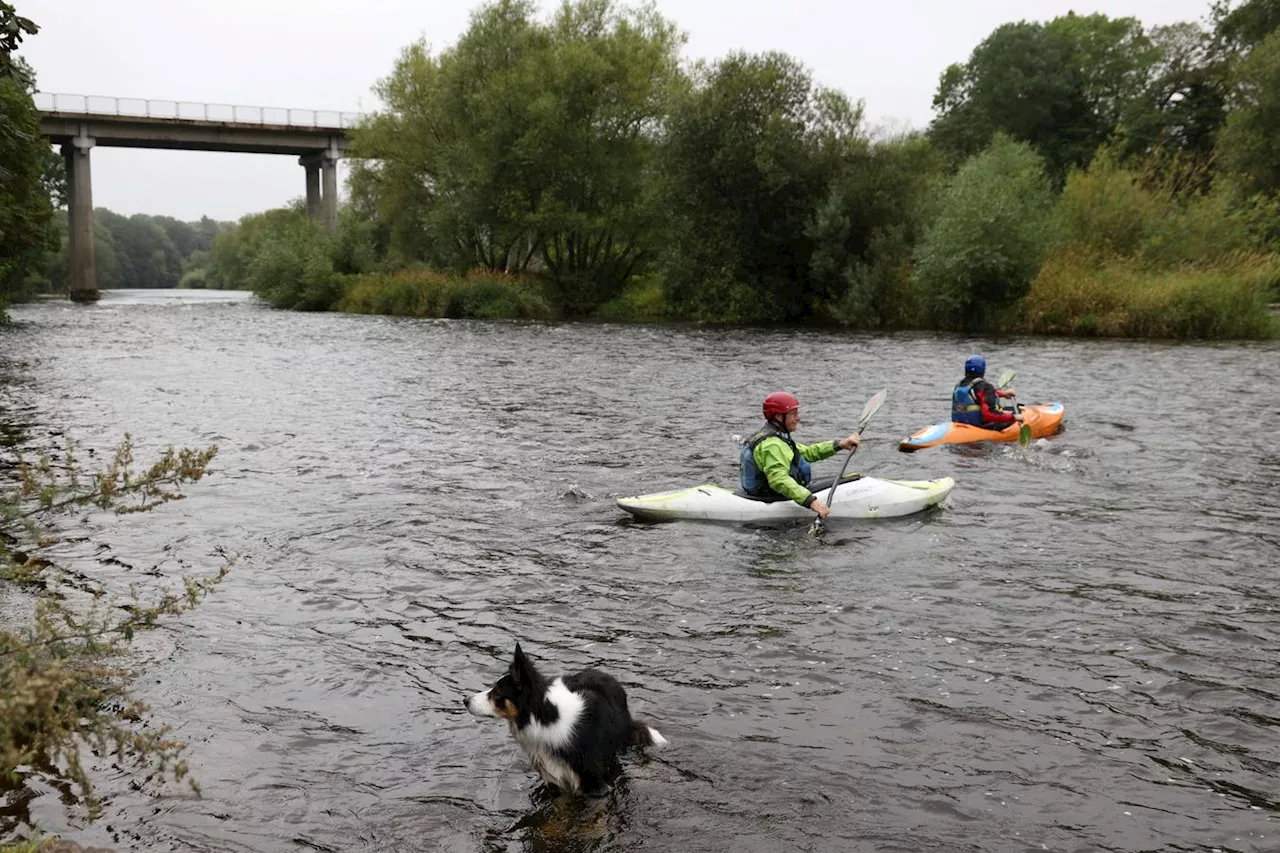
[964,354,986,376]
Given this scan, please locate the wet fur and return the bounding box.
[465,644,667,796]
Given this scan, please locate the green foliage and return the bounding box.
[0,435,230,822]
[594,274,668,322]
[1213,0,1280,54]
[352,0,684,316]
[1119,22,1228,167]
[1217,29,1280,194]
[1056,147,1257,265]
[332,207,377,276]
[92,210,182,289]
[243,215,340,310]
[0,2,37,77]
[0,72,53,312]
[659,50,863,323]
[930,14,1159,180]
[808,132,944,327]
[337,268,553,319]
[177,267,207,289]
[1025,247,1278,337]
[206,206,339,309]
[912,135,1057,329]
[38,210,227,294]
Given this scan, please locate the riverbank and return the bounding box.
[325,262,1280,339]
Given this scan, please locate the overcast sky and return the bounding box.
[20,0,1218,222]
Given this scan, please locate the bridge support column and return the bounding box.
[300,149,339,234]
[62,126,99,303]
[302,158,321,221]
[321,152,338,234]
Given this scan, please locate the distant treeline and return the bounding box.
[32,210,234,292]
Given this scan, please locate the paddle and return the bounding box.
[809,389,887,536]
[996,369,1032,446]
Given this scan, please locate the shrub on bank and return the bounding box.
[1,437,231,829]
[336,269,554,320]
[594,275,669,322]
[1024,248,1279,339]
[912,135,1057,329]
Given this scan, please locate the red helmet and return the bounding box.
[762,391,800,420]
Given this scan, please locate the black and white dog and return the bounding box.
[464,643,667,796]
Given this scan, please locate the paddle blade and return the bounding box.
[1018,422,1033,447]
[858,389,888,432]
[996,368,1016,390]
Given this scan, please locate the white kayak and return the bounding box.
[616,475,955,523]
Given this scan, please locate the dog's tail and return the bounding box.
[629,718,668,748]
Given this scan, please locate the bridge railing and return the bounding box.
[34,92,362,129]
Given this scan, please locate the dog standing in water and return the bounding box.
[464,643,667,796]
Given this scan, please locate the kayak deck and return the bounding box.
[617,475,955,523]
[899,402,1065,452]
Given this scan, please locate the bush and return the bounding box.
[337,269,554,320]
[177,267,207,289]
[1055,150,1257,268]
[1024,248,1279,338]
[912,135,1057,329]
[595,275,669,322]
[244,217,340,310]
[0,436,231,826]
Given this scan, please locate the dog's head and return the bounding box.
[464,642,540,721]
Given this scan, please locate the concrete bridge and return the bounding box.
[37,93,361,303]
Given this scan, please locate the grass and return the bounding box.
[336,269,554,320]
[1023,246,1280,339]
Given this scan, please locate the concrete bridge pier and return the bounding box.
[300,143,340,233]
[62,126,100,303]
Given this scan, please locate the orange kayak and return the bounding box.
[898,402,1065,452]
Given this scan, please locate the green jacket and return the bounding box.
[752,435,840,505]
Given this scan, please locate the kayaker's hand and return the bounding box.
[1002,388,1016,398]
[810,499,831,519]
[839,434,861,452]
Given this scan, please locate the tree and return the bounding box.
[1119,22,1229,166]
[352,0,684,315]
[1213,0,1280,54]
[351,0,552,270]
[0,63,52,303]
[1217,29,1280,194]
[658,50,863,323]
[912,135,1057,329]
[0,1,37,77]
[524,0,684,313]
[929,15,1159,180]
[808,132,946,327]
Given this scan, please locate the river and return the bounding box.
[1,289,1276,852]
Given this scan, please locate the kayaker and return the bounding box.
[739,392,862,519]
[952,354,1024,430]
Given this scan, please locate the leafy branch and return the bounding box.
[0,435,230,824]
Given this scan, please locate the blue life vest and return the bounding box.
[739,425,812,496]
[952,377,1000,426]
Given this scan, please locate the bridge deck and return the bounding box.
[41,112,351,155]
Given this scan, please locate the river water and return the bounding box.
[1,290,1276,852]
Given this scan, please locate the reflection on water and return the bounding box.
[0,290,1277,851]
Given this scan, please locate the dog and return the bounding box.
[464,643,667,796]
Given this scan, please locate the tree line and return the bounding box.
[194,0,1280,336]
[6,0,1280,336]
[31,209,232,293]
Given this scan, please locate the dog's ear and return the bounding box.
[510,643,530,686]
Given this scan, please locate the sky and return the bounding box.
[19,0,1219,222]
